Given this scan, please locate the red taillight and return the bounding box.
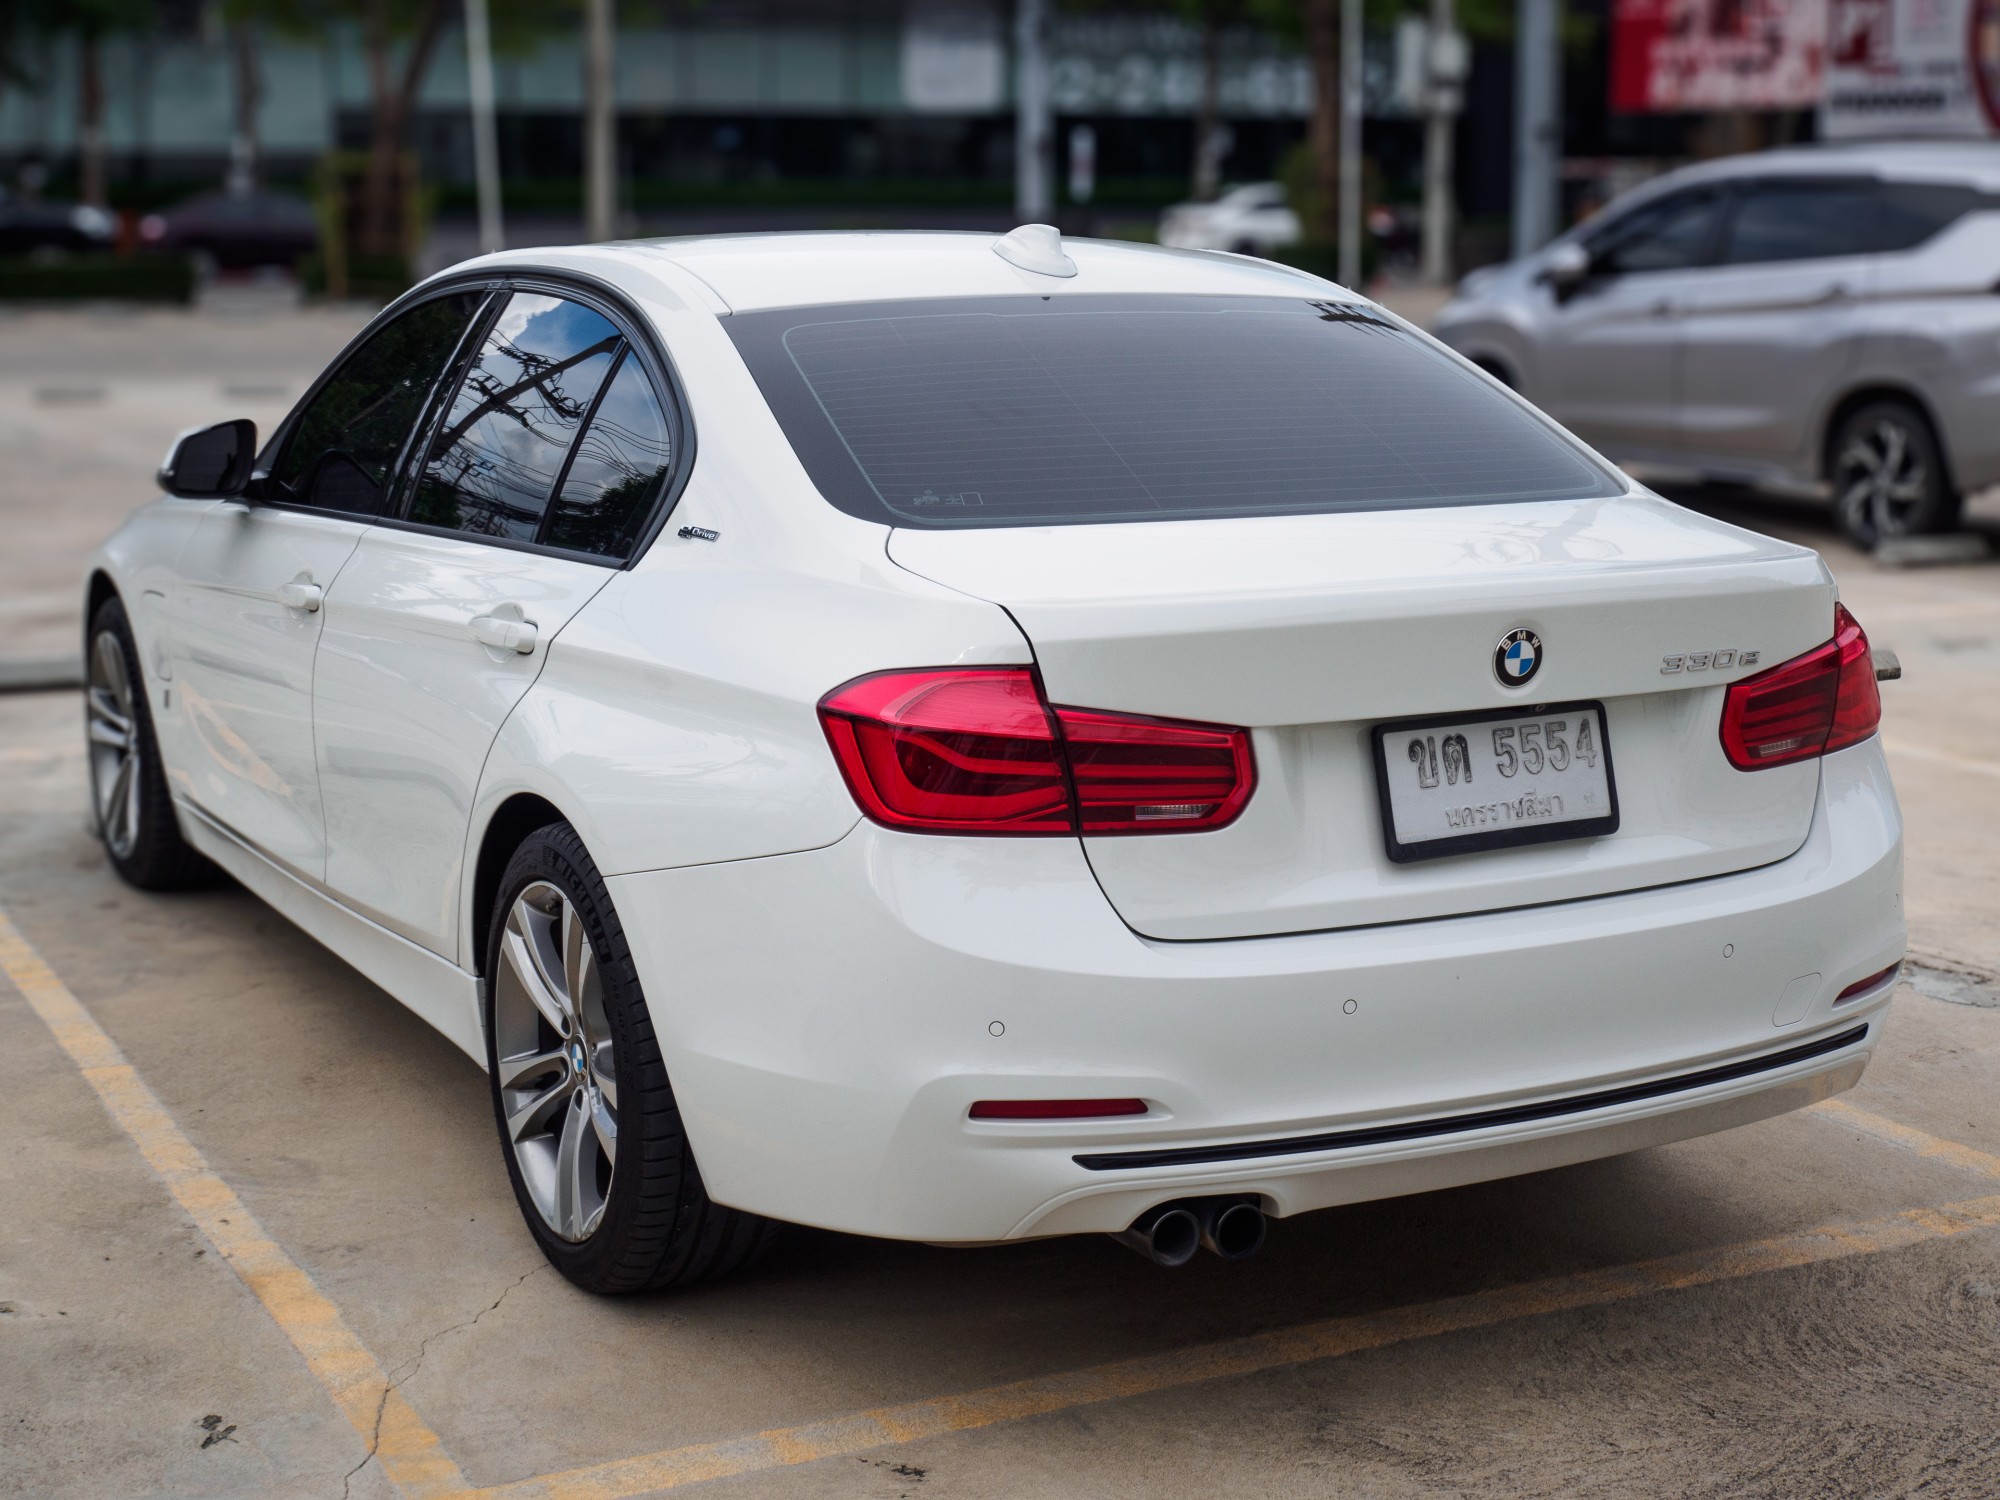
[817,668,1072,833]
[969,1098,1149,1119]
[817,667,1255,835]
[1719,604,1881,770]
[1057,706,1257,833]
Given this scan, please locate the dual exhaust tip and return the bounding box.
[1115,1196,1267,1267]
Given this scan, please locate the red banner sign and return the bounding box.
[1611,0,1829,112]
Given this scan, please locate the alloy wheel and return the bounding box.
[493,881,619,1242]
[87,630,141,860]
[1834,415,1930,541]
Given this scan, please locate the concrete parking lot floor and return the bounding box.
[4,311,2000,1499]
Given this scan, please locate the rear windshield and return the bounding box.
[725,294,1622,529]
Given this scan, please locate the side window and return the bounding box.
[545,352,675,559]
[407,292,621,542]
[269,292,485,515]
[1587,190,1723,276]
[1873,180,1982,253]
[1720,180,1880,265]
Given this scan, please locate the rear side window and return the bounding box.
[546,354,675,557]
[726,294,1620,529]
[1721,180,1879,264]
[409,292,622,542]
[269,291,484,515]
[1873,180,1985,252]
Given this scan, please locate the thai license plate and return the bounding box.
[1371,701,1620,863]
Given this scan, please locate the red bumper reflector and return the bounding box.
[1835,963,1902,1004]
[969,1098,1149,1120]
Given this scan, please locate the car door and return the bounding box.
[166,289,489,876]
[313,288,681,961]
[1675,177,1881,474]
[1531,186,1726,462]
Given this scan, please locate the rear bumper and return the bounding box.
[608,738,1903,1242]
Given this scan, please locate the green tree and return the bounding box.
[22,0,150,206]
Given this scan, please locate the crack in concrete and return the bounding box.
[337,1263,548,1499]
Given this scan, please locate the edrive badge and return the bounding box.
[1495,627,1542,687]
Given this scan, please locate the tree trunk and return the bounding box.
[78,31,106,207]
[228,23,261,197]
[1192,8,1222,202]
[1300,0,1339,246]
[358,0,449,259]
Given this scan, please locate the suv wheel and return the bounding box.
[485,822,781,1294]
[86,596,218,891]
[1829,399,1960,547]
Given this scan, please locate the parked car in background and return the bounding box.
[0,188,115,257]
[1158,182,1300,255]
[1435,142,2000,547]
[139,189,318,270]
[87,228,1901,1294]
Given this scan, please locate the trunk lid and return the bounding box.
[888,492,1835,939]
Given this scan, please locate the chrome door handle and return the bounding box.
[276,580,323,612]
[469,613,538,655]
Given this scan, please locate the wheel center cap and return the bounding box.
[566,1039,588,1078]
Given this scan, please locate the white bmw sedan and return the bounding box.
[85,227,1904,1293]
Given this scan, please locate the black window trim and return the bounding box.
[1582,183,1731,277]
[251,281,500,518]
[534,339,634,550]
[249,267,697,570]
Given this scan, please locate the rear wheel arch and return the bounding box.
[84,571,120,652]
[469,792,568,975]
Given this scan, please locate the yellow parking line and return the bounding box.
[13,885,2000,1500]
[0,907,474,1500]
[475,1187,2000,1500]
[1816,1097,2000,1180]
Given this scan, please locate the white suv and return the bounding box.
[1436,142,2000,546]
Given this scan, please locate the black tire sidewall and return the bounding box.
[87,597,205,890]
[1832,401,1958,545]
[483,822,683,1292]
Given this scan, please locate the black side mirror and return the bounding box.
[158,419,257,499]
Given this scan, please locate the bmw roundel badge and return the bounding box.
[1495,628,1542,687]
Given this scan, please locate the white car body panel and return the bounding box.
[180,799,486,1058]
[609,740,1898,1241]
[169,501,370,878]
[313,527,617,958]
[84,228,1906,1250]
[889,496,1833,938]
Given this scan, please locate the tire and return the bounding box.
[1472,357,1518,391]
[484,822,781,1295]
[1827,399,1961,548]
[85,596,219,891]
